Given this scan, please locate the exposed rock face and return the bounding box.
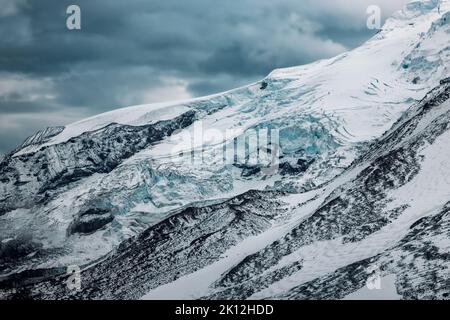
[0,110,197,216]
[68,209,115,235]
[0,190,288,299]
[273,203,450,300]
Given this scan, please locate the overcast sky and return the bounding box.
[0,0,410,154]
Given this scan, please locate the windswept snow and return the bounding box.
[1,1,449,298]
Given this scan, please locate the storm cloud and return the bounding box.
[0,0,409,154]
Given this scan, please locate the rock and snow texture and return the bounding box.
[0,0,450,300]
[2,80,450,300]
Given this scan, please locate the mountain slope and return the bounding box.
[0,0,449,298]
[2,78,449,300]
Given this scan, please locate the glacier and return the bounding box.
[0,0,449,300]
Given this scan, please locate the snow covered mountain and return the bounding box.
[1,0,449,300]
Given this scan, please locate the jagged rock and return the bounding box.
[68,209,115,235]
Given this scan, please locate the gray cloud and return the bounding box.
[0,0,409,154]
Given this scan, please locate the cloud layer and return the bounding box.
[0,0,409,154]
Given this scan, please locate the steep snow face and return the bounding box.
[3,81,449,300]
[0,0,449,275]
